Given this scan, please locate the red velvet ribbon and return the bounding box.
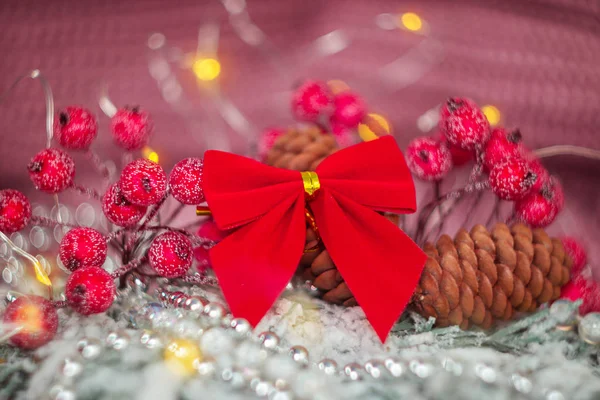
[203,136,427,341]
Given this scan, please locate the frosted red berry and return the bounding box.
[258,128,285,161]
[291,80,333,121]
[119,159,167,206]
[27,148,75,193]
[149,231,193,278]
[562,237,587,277]
[526,158,549,192]
[110,106,153,151]
[482,128,523,171]
[560,276,600,315]
[2,295,58,349]
[53,106,98,150]
[66,266,116,315]
[406,137,452,181]
[489,158,536,201]
[0,189,31,233]
[59,228,107,271]
[439,132,473,166]
[441,97,490,150]
[514,178,563,228]
[102,183,147,227]
[332,92,366,128]
[169,158,205,205]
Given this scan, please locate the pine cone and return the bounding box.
[265,125,338,171]
[412,223,572,330]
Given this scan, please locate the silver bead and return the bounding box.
[134,302,164,329]
[343,363,363,381]
[196,357,216,377]
[222,367,246,390]
[511,373,532,394]
[384,358,405,377]
[230,318,251,337]
[474,363,496,383]
[139,330,164,349]
[184,295,207,312]
[255,380,274,397]
[441,357,463,376]
[204,302,226,324]
[269,390,293,400]
[317,359,338,376]
[409,360,433,379]
[364,359,386,379]
[579,312,600,345]
[5,291,18,303]
[106,329,130,350]
[49,384,76,400]
[76,338,103,360]
[259,331,280,350]
[546,390,566,400]
[289,346,309,365]
[60,357,83,378]
[549,299,578,330]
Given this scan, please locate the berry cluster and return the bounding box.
[406,98,564,228]
[259,79,377,159]
[1,103,214,350]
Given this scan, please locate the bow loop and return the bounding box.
[203,136,426,342]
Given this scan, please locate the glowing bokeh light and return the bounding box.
[142,146,160,164]
[400,12,423,32]
[164,339,203,376]
[192,58,221,81]
[358,113,391,142]
[482,105,501,126]
[327,79,350,94]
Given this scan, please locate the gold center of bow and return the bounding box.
[300,171,320,200]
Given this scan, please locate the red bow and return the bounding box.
[203,136,426,341]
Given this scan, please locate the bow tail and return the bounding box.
[311,190,427,341]
[209,194,306,327]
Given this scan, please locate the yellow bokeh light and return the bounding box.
[327,79,350,95]
[164,339,203,377]
[142,146,159,164]
[482,105,501,126]
[192,58,221,81]
[400,12,423,32]
[358,113,391,142]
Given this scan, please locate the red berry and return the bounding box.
[27,148,75,193]
[441,98,490,150]
[119,159,167,206]
[0,189,31,233]
[514,178,564,228]
[66,266,115,315]
[405,137,452,181]
[562,237,587,277]
[2,295,58,349]
[149,231,193,278]
[482,128,524,171]
[439,133,473,166]
[258,128,285,161]
[110,106,153,151]
[332,92,366,128]
[291,80,333,121]
[169,158,205,205]
[102,183,147,227]
[489,158,536,201]
[59,228,107,271]
[526,157,550,192]
[54,106,98,150]
[560,276,600,315]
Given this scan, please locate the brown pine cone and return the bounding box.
[412,223,572,330]
[265,125,338,171]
